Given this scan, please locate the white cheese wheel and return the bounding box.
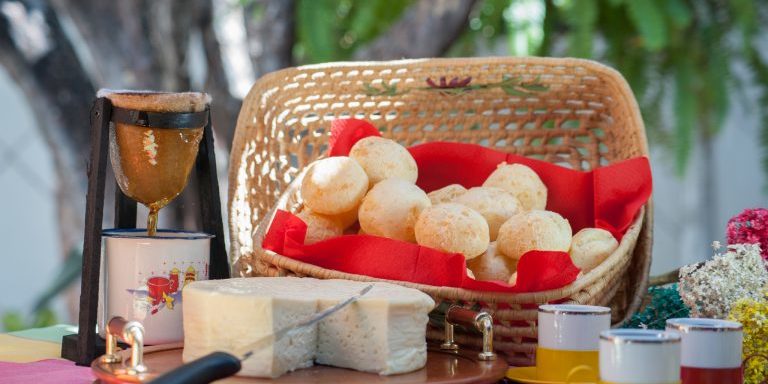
[182,277,435,378]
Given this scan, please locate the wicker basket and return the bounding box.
[228,57,653,366]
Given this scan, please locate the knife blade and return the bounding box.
[148,284,374,384]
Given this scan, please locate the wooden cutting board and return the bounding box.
[92,343,508,384]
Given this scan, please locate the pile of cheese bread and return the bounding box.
[297,136,619,285]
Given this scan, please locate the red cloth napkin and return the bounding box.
[0,360,93,384]
[263,119,652,293]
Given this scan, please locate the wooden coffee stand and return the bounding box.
[61,97,230,366]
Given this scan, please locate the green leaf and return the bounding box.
[730,0,758,41]
[296,0,343,62]
[562,0,597,57]
[501,74,520,83]
[520,83,549,92]
[704,48,729,136]
[33,308,58,329]
[2,311,25,332]
[744,46,768,192]
[673,57,696,176]
[501,86,533,96]
[346,0,411,48]
[362,82,404,96]
[1,308,57,332]
[663,0,692,30]
[626,0,668,51]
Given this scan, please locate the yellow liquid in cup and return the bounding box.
[536,347,599,382]
[600,382,680,384]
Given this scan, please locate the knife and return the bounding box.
[148,284,374,384]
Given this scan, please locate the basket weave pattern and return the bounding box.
[228,57,652,365]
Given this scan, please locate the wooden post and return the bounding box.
[114,187,137,229]
[196,113,229,280]
[61,98,112,365]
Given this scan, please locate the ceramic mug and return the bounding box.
[536,304,611,382]
[97,229,212,345]
[666,318,743,384]
[599,329,681,384]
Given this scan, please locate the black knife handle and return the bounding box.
[148,352,241,384]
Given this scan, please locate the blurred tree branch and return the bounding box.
[244,0,295,79]
[0,0,93,270]
[0,0,94,318]
[197,0,243,153]
[353,0,477,60]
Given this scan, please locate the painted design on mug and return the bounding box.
[127,262,208,316]
[184,266,197,288]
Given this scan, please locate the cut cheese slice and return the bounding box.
[182,277,435,378]
[315,280,434,375]
[182,278,318,378]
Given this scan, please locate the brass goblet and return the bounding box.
[101,90,210,236]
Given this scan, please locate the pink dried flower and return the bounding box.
[727,208,768,260]
[426,76,472,89]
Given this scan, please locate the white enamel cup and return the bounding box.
[97,229,212,344]
[666,318,744,384]
[667,319,744,368]
[537,304,611,381]
[666,318,743,369]
[538,304,612,351]
[599,329,681,384]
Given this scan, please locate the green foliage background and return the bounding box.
[291,0,768,177]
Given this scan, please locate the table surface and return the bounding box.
[0,326,514,384]
[0,325,96,384]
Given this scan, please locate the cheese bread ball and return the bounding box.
[415,203,489,260]
[301,157,369,215]
[358,178,431,242]
[467,242,518,282]
[482,163,547,210]
[325,205,359,229]
[454,187,522,241]
[508,272,518,286]
[497,210,572,260]
[427,184,467,205]
[296,210,344,244]
[349,136,418,186]
[569,228,619,272]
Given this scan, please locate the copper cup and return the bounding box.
[101,90,210,235]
